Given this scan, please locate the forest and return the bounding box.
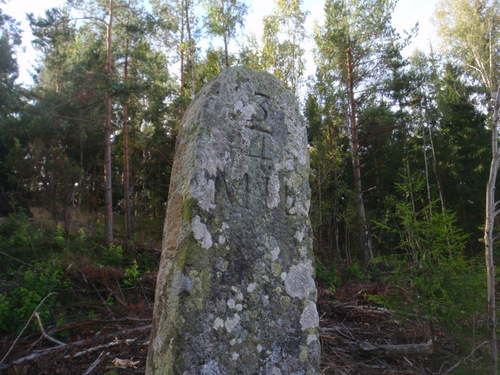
[0,0,499,373]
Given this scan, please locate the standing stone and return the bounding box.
[146,66,320,375]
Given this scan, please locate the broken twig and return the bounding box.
[34,312,66,347]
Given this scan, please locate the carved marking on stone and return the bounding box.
[248,133,273,160]
[248,93,272,134]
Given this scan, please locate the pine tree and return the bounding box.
[315,0,399,267]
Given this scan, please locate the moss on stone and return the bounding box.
[182,197,198,222]
[280,296,291,310]
[186,268,212,310]
[272,263,281,277]
[300,345,309,362]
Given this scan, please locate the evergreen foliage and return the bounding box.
[372,172,486,333]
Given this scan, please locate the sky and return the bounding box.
[2,0,439,86]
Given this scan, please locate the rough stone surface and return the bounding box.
[146,66,320,375]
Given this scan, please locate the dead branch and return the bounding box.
[337,303,391,316]
[67,324,152,358]
[65,338,138,358]
[82,350,107,375]
[0,324,151,370]
[139,281,153,308]
[0,250,41,269]
[34,312,66,347]
[105,284,126,306]
[91,281,115,318]
[441,341,488,375]
[0,344,81,371]
[91,317,152,323]
[358,340,433,357]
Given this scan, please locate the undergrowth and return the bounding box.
[0,212,158,335]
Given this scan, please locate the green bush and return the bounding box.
[0,214,44,269]
[103,243,124,266]
[345,262,366,281]
[124,259,140,286]
[315,259,340,291]
[0,262,70,334]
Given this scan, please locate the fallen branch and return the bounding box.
[82,350,107,375]
[0,340,85,370]
[34,312,66,347]
[91,281,115,318]
[65,338,138,358]
[0,324,152,370]
[91,317,152,323]
[441,341,488,375]
[0,250,40,269]
[358,341,432,357]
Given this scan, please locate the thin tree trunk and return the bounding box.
[184,0,195,98]
[346,47,370,268]
[104,0,114,244]
[123,101,133,241]
[326,121,343,261]
[123,41,133,241]
[485,84,500,375]
[180,9,185,97]
[223,32,229,68]
[427,124,445,212]
[421,125,433,216]
[422,95,446,213]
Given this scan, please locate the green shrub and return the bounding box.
[103,244,124,266]
[124,259,140,286]
[345,262,366,281]
[0,214,44,269]
[315,259,340,291]
[54,223,66,250]
[0,262,70,334]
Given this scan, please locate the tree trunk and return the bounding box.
[346,47,370,268]
[180,9,185,98]
[421,125,433,215]
[223,32,229,68]
[427,124,446,212]
[184,0,195,99]
[104,0,114,244]
[485,84,500,375]
[123,43,133,241]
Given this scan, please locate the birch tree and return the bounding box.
[435,1,500,373]
[261,0,308,95]
[202,0,247,68]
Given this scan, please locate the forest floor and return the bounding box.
[0,263,461,375]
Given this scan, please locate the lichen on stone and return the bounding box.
[192,215,212,249]
[224,313,241,333]
[300,302,320,331]
[213,317,224,330]
[284,261,316,299]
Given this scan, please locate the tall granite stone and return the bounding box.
[146,66,320,375]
